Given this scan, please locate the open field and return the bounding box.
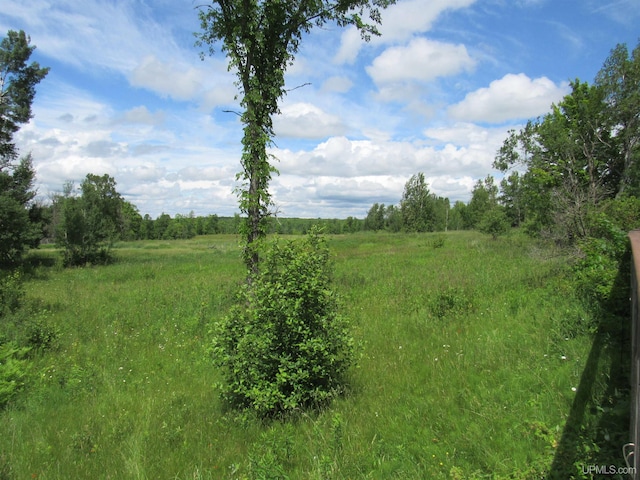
[0,231,629,479]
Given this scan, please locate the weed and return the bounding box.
[429,286,475,319]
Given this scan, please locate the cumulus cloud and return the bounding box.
[273,103,347,139]
[424,122,512,149]
[367,38,476,85]
[273,134,496,185]
[447,73,570,123]
[377,0,477,43]
[333,0,477,64]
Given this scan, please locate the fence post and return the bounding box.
[629,230,640,478]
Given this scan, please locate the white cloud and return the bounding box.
[273,134,497,186]
[120,106,166,126]
[2,0,176,74]
[367,38,476,85]
[424,122,512,149]
[130,56,202,101]
[273,103,347,139]
[447,73,570,123]
[333,0,477,65]
[333,27,363,65]
[377,0,477,43]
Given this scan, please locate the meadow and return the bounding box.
[0,231,630,479]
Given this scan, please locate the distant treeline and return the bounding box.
[125,213,366,240]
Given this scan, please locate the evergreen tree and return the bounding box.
[0,30,49,266]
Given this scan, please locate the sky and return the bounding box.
[1,0,639,219]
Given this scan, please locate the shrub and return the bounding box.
[0,341,30,409]
[0,270,24,318]
[478,207,510,240]
[429,286,475,319]
[573,196,640,315]
[212,228,354,417]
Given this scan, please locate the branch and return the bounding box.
[285,82,311,93]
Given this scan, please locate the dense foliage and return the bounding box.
[211,229,353,417]
[0,30,49,161]
[0,154,46,267]
[0,30,49,267]
[53,174,129,266]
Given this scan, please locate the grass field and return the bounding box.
[0,231,630,479]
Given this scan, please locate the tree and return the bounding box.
[0,154,45,267]
[499,171,524,227]
[449,200,466,231]
[197,0,395,275]
[384,204,402,232]
[478,207,510,240]
[0,31,49,267]
[401,172,435,232]
[494,81,617,240]
[595,41,640,197]
[465,175,499,229]
[365,202,385,231]
[55,174,126,266]
[120,201,143,241]
[0,30,49,163]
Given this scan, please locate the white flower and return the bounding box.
[571,387,577,392]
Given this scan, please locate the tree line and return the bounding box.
[364,172,511,239]
[366,41,640,245]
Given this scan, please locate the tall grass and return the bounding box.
[0,231,627,478]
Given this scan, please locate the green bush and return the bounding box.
[0,341,30,409]
[0,270,24,318]
[574,196,640,315]
[429,286,475,319]
[478,207,510,239]
[211,229,354,417]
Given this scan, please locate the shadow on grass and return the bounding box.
[548,265,632,478]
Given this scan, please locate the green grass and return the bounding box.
[0,231,629,479]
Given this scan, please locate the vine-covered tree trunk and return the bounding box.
[197,0,395,277]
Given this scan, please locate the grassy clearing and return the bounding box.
[0,231,628,478]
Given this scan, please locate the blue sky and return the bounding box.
[2,0,638,218]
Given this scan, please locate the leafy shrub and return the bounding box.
[0,270,24,318]
[0,341,30,409]
[25,311,59,352]
[574,196,640,315]
[212,229,354,417]
[430,235,446,249]
[478,207,510,239]
[61,245,113,268]
[429,286,475,319]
